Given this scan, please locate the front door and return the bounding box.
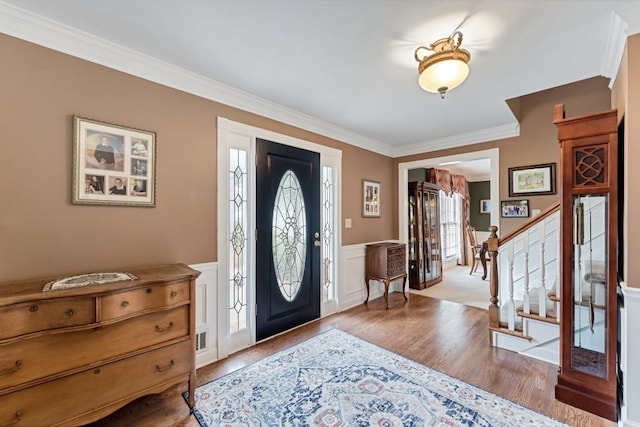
[256,138,320,341]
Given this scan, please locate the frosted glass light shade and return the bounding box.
[414,32,470,97]
[418,59,469,93]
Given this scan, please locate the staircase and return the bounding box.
[488,203,561,365]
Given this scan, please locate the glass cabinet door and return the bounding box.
[571,194,608,378]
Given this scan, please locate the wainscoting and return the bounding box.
[189,262,218,369]
[621,282,640,427]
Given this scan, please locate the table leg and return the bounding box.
[402,275,408,301]
[364,277,370,305]
[384,279,390,309]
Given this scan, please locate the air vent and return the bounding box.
[195,331,207,352]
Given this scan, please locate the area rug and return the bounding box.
[185,329,566,426]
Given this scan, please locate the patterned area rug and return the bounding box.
[186,329,566,426]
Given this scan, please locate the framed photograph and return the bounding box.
[480,199,490,213]
[72,116,156,207]
[508,163,556,197]
[362,179,381,217]
[501,199,530,218]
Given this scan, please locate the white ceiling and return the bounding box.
[2,0,640,164]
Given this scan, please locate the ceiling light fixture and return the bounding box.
[414,31,470,99]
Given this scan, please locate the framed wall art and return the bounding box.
[72,116,156,207]
[480,199,490,214]
[501,199,530,218]
[362,179,380,217]
[508,163,556,197]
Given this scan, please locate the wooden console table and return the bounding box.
[364,242,407,309]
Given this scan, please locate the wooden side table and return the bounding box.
[364,242,408,309]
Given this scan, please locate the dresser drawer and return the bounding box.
[100,280,189,321]
[0,340,191,427]
[0,297,95,340]
[387,259,406,277]
[387,245,405,258]
[0,306,189,391]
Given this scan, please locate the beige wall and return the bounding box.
[0,34,394,282]
[613,33,640,288]
[393,77,612,237]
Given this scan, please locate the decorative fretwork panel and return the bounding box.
[573,146,607,187]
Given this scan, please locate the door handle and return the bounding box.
[314,240,321,247]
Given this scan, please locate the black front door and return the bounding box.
[256,138,320,341]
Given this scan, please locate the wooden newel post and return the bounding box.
[487,226,500,333]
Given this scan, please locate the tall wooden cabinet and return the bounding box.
[553,104,619,421]
[408,182,442,289]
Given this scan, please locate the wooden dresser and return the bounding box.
[0,263,200,427]
[364,242,407,309]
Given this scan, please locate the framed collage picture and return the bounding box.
[72,116,156,207]
[362,179,380,217]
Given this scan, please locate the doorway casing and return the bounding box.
[397,148,500,255]
[216,117,342,359]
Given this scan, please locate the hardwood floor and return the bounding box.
[86,293,615,427]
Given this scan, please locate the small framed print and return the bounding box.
[480,199,490,214]
[72,116,156,207]
[362,179,380,217]
[508,163,556,197]
[501,199,530,218]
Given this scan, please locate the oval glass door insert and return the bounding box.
[272,170,307,301]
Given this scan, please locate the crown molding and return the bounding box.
[602,11,628,88]
[0,1,393,157]
[391,122,520,158]
[603,4,640,89]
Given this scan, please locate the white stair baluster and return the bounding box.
[523,231,530,314]
[538,220,547,318]
[555,227,561,321]
[507,241,516,330]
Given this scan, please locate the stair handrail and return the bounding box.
[498,202,560,246]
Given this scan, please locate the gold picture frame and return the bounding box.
[72,116,156,207]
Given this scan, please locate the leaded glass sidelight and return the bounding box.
[322,166,335,303]
[272,170,307,301]
[228,148,248,333]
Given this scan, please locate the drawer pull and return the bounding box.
[155,360,174,373]
[63,309,74,318]
[121,301,130,308]
[170,291,178,298]
[94,368,101,375]
[1,410,22,427]
[146,288,152,294]
[155,322,174,333]
[0,360,22,378]
[29,305,38,313]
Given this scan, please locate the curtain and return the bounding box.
[427,168,452,195]
[427,169,471,265]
